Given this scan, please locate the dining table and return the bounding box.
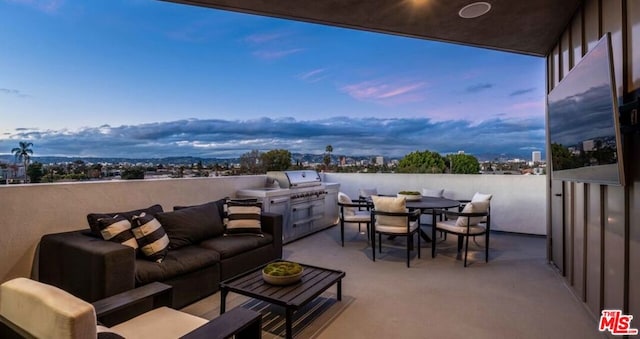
[369,195,461,242]
[404,196,461,242]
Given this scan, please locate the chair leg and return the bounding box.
[464,235,470,267]
[378,233,382,253]
[406,234,411,268]
[340,220,345,247]
[372,231,376,262]
[417,230,421,258]
[485,232,490,263]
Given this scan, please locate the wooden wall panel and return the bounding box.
[561,31,571,79]
[551,45,560,89]
[602,0,624,97]
[565,182,574,281]
[573,183,586,299]
[586,184,602,315]
[630,0,640,92]
[628,0,640,318]
[584,0,601,51]
[603,186,626,310]
[547,0,637,321]
[571,12,584,65]
[551,180,565,272]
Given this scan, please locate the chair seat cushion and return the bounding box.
[375,220,419,234]
[344,211,371,223]
[110,306,207,339]
[436,220,486,235]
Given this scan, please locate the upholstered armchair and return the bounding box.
[0,278,261,339]
[337,192,373,246]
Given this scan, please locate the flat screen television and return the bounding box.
[547,33,625,186]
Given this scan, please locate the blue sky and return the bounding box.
[0,0,546,160]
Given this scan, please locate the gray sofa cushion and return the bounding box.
[135,246,220,285]
[156,202,224,249]
[199,233,273,259]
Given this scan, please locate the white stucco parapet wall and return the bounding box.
[322,173,546,236]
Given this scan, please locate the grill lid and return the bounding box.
[267,170,321,188]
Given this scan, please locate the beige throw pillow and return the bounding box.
[456,201,489,227]
[372,195,407,227]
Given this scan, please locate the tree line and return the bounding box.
[3,142,481,184]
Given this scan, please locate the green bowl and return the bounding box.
[262,261,304,285]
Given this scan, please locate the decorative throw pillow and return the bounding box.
[456,201,489,227]
[131,213,170,263]
[157,201,224,249]
[371,195,407,227]
[338,192,356,216]
[471,192,492,202]
[87,204,164,237]
[96,215,139,250]
[223,199,263,236]
[422,188,445,198]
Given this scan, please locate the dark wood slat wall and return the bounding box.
[546,0,639,321]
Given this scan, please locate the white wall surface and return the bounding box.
[322,173,547,236]
[0,173,546,284]
[0,176,266,283]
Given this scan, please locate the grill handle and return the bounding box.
[270,197,290,204]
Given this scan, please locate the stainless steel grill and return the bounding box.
[237,170,338,243]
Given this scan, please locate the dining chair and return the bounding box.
[337,192,373,246]
[431,200,490,267]
[370,195,421,267]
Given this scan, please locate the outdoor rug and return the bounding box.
[239,293,354,339]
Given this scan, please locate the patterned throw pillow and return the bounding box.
[96,215,139,250]
[223,199,263,236]
[131,213,170,263]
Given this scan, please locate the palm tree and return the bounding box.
[324,145,333,169]
[11,141,33,183]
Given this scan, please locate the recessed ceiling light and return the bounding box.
[458,2,492,19]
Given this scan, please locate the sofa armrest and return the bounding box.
[260,212,283,257]
[181,307,262,339]
[39,230,136,303]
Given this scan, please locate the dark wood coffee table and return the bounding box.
[219,262,345,339]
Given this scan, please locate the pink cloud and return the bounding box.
[340,80,426,103]
[252,48,304,60]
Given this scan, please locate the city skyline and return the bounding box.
[0,0,546,159]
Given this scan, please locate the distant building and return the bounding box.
[457,150,465,154]
[375,156,384,165]
[532,151,541,162]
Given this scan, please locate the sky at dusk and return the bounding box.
[0,0,546,160]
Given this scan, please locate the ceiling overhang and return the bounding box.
[160,0,583,57]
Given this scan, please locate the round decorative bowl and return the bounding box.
[262,261,304,285]
[397,192,422,201]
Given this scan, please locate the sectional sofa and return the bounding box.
[38,199,283,309]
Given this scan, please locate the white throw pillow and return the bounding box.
[338,192,356,216]
[372,195,407,227]
[471,192,492,202]
[456,201,489,227]
[422,188,444,198]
